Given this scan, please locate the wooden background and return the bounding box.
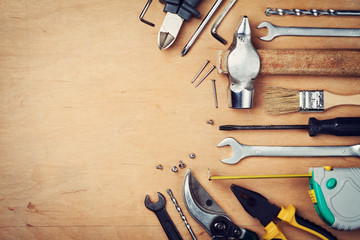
[0,0,359,239]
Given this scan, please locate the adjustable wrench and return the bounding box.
[145,192,183,240]
[258,21,360,41]
[218,137,360,164]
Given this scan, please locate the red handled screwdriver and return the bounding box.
[219,117,360,137]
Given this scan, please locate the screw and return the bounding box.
[178,160,186,169]
[171,166,178,172]
[206,119,214,125]
[156,164,163,170]
[189,153,196,159]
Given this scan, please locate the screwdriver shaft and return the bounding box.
[220,124,308,131]
[181,0,223,56]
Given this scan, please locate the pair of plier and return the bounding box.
[183,169,259,240]
[230,184,337,240]
[158,0,202,50]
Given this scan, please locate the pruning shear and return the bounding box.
[158,0,202,50]
[183,169,259,240]
[230,184,337,240]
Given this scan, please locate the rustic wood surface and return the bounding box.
[0,1,359,239]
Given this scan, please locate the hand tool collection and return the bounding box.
[210,167,360,231]
[141,2,360,239]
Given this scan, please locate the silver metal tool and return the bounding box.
[220,16,260,108]
[217,137,360,164]
[172,166,179,172]
[211,0,237,44]
[182,169,259,239]
[167,189,197,240]
[139,0,155,27]
[258,21,360,41]
[192,60,209,83]
[181,0,223,56]
[265,8,360,17]
[158,0,202,50]
[195,65,215,88]
[211,79,218,108]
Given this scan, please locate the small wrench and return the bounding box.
[257,21,360,41]
[145,192,183,240]
[218,137,360,164]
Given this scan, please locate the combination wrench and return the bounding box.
[145,192,183,240]
[218,137,360,164]
[257,21,360,41]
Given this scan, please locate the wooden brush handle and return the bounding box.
[324,91,360,109]
[258,49,360,77]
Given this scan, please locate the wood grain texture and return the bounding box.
[0,0,359,239]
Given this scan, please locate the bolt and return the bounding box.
[206,119,214,125]
[171,166,178,172]
[156,164,163,170]
[214,222,226,230]
[178,160,186,169]
[189,153,196,159]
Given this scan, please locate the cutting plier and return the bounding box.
[158,0,202,50]
[230,184,337,240]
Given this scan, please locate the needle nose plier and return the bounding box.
[158,0,202,50]
[230,184,337,240]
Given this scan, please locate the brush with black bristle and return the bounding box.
[264,87,360,115]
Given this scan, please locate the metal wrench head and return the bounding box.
[217,137,245,164]
[144,192,166,211]
[257,21,278,41]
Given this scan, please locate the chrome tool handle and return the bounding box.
[244,144,360,158]
[276,26,360,37]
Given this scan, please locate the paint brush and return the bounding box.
[264,87,360,115]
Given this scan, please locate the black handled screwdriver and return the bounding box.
[219,117,360,137]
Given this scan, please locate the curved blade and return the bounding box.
[183,169,228,235]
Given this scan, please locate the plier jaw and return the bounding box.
[158,0,202,50]
[230,184,281,227]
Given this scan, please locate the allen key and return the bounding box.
[139,0,155,27]
[211,0,237,44]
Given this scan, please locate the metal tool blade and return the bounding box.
[230,184,281,227]
[183,169,228,235]
[158,12,184,50]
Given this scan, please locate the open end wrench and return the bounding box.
[145,192,183,240]
[217,137,360,164]
[257,21,360,41]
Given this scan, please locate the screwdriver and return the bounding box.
[219,117,360,137]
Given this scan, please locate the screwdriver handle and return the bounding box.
[308,117,360,137]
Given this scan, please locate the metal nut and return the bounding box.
[178,161,186,169]
[156,164,163,170]
[171,166,178,172]
[206,119,214,125]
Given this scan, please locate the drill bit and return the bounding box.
[167,189,197,240]
[265,8,360,16]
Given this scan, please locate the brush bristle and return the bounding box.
[264,87,300,115]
